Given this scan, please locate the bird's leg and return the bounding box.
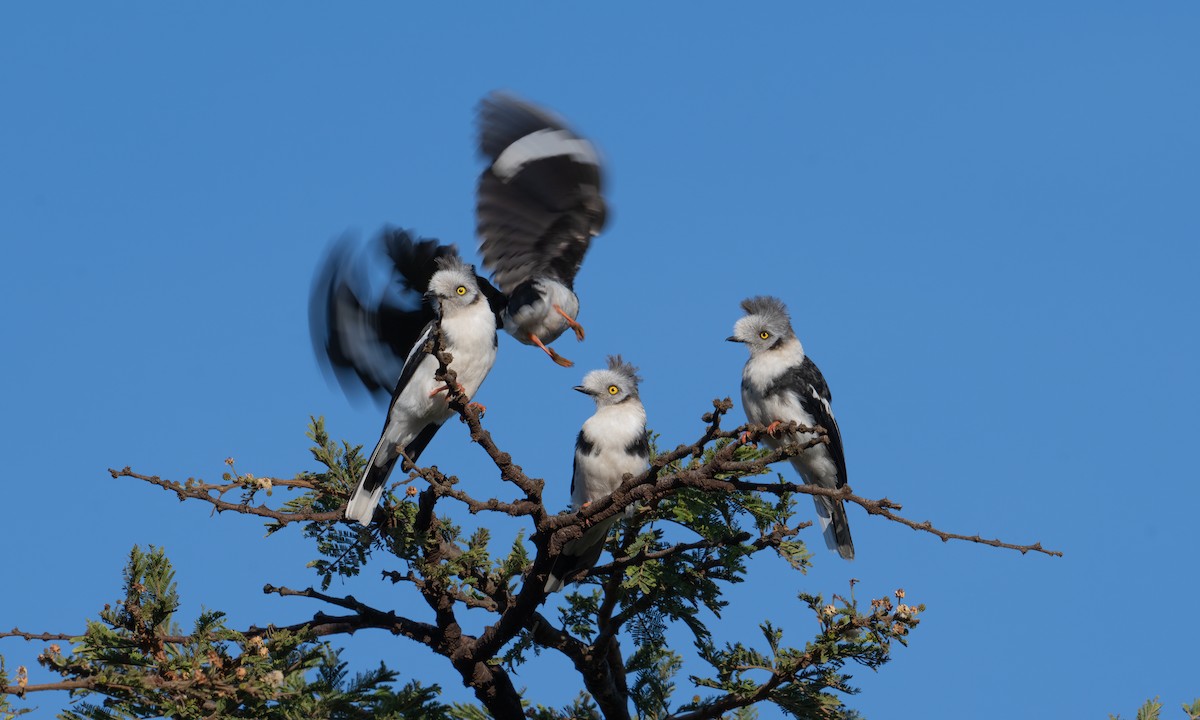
[528,333,574,367]
[552,305,586,341]
[765,421,783,436]
[576,500,594,527]
[429,382,468,398]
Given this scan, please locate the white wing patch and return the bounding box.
[492,129,598,181]
[811,386,834,421]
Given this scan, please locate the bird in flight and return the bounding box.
[476,92,608,367]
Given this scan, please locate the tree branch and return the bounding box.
[108,467,341,525]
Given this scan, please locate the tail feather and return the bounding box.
[813,496,855,561]
[344,422,442,527]
[345,436,399,526]
[545,516,617,593]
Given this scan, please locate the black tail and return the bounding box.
[814,496,855,560]
[345,443,399,526]
[544,516,617,593]
[344,423,441,527]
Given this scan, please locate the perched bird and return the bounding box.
[545,356,649,592]
[728,296,855,560]
[476,92,608,367]
[310,230,504,525]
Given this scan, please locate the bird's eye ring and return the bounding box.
[607,385,619,395]
[759,331,770,339]
[456,286,467,296]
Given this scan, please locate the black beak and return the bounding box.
[725,336,744,343]
[573,385,594,395]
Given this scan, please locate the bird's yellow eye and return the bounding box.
[456,286,467,296]
[759,331,770,340]
[607,385,619,395]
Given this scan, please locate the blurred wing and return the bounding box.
[476,92,607,293]
[309,228,459,405]
[474,273,509,325]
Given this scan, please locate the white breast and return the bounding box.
[740,348,839,488]
[382,303,496,450]
[441,302,499,399]
[572,402,648,507]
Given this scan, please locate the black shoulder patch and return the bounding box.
[624,430,650,459]
[575,429,595,457]
[763,356,830,404]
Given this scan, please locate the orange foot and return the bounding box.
[765,421,783,436]
[429,382,467,398]
[553,305,586,341]
[739,430,756,446]
[529,333,574,367]
[468,401,487,416]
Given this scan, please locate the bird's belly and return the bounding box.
[745,392,835,483]
[573,453,646,506]
[392,356,456,426]
[506,287,579,343]
[453,348,496,398]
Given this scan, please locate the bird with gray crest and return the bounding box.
[728,296,855,560]
[312,234,503,526]
[546,356,649,592]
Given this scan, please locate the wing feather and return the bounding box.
[309,228,459,405]
[475,92,607,293]
[771,357,848,485]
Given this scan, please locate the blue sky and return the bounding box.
[3,4,1198,718]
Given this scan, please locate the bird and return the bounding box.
[310,229,505,525]
[475,91,608,368]
[727,296,855,560]
[545,356,649,593]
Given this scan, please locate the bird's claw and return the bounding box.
[468,401,487,416]
[429,382,468,398]
[549,349,575,367]
[765,421,783,437]
[529,332,575,367]
[738,430,756,447]
[553,304,586,342]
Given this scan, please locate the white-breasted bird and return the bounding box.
[311,230,504,525]
[545,356,649,593]
[476,92,608,368]
[728,296,855,560]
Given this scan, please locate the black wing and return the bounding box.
[309,228,459,405]
[770,357,848,486]
[475,92,607,293]
[475,273,509,325]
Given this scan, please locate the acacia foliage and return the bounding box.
[3,399,940,719]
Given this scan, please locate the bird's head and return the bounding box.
[574,355,642,407]
[727,295,796,355]
[426,256,482,312]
